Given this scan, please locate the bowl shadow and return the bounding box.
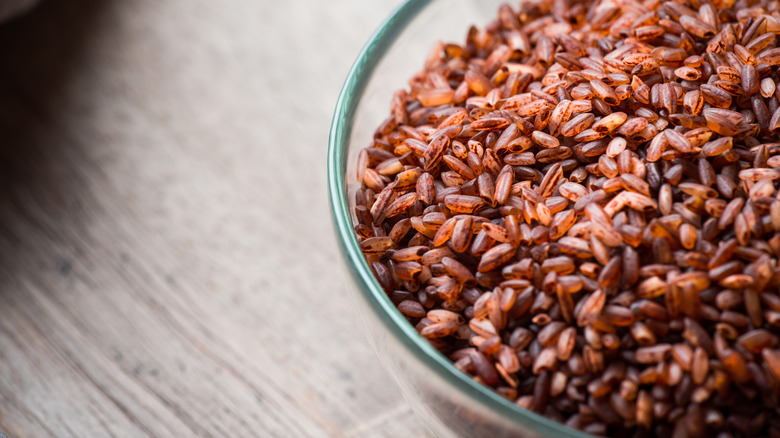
[0,0,110,284]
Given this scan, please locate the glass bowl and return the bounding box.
[327,1,591,437]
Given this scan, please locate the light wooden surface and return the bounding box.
[0,1,434,436]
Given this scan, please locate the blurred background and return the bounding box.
[0,0,433,436]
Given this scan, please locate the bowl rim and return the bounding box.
[327,1,591,436]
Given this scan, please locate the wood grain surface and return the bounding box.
[0,0,434,436]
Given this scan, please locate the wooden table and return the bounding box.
[0,1,433,436]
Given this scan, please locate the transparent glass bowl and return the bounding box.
[327,1,591,436]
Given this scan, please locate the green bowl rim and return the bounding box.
[327,1,590,436]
